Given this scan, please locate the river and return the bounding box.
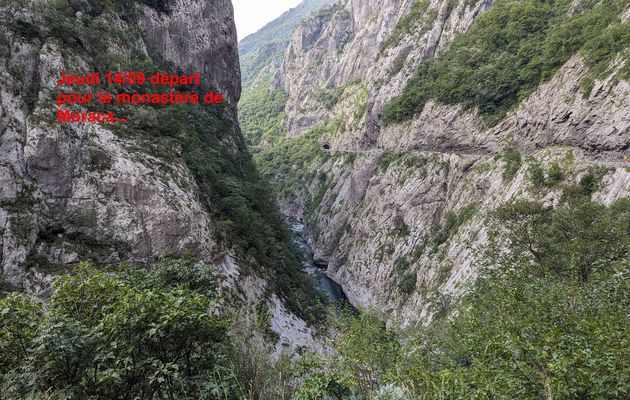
[289,219,349,305]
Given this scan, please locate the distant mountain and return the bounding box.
[238,0,334,88]
[239,0,334,57]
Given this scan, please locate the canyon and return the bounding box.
[244,0,630,326]
[0,0,627,398]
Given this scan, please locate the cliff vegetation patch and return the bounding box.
[383,0,630,126]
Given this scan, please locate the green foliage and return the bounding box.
[0,262,241,399]
[307,181,331,218]
[353,87,369,120]
[529,161,546,187]
[288,197,630,399]
[225,315,298,400]
[333,312,399,398]
[136,0,171,13]
[255,301,280,344]
[0,294,42,376]
[529,160,606,192]
[427,205,476,254]
[398,272,417,295]
[491,197,630,282]
[293,312,401,399]
[579,166,610,195]
[255,123,333,204]
[378,151,400,172]
[134,104,324,321]
[11,20,40,40]
[240,76,289,146]
[383,0,629,126]
[23,0,323,322]
[401,270,630,399]
[315,86,345,110]
[547,161,565,185]
[500,148,522,182]
[118,253,219,297]
[294,361,352,400]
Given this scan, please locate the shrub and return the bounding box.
[409,270,630,399]
[501,148,522,182]
[398,272,417,295]
[547,162,565,185]
[491,197,630,282]
[529,162,546,187]
[378,151,401,172]
[579,166,610,195]
[0,263,237,399]
[427,205,476,254]
[298,198,630,400]
[315,86,345,110]
[395,256,410,273]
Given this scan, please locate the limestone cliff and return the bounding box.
[251,0,630,325]
[137,0,242,105]
[0,0,319,348]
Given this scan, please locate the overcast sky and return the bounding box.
[232,0,302,40]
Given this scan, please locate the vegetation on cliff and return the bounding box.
[0,259,237,399]
[3,0,629,398]
[3,195,629,398]
[383,0,629,125]
[239,76,289,146]
[238,0,333,87]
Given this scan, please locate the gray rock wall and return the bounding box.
[137,0,241,105]
[0,0,238,294]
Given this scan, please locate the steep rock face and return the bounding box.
[0,0,320,350]
[263,0,630,325]
[238,0,334,91]
[239,0,334,58]
[281,0,495,139]
[0,0,232,293]
[237,0,335,153]
[137,0,241,105]
[321,58,629,325]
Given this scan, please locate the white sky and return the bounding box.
[232,0,302,40]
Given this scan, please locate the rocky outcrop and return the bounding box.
[238,0,333,91]
[0,0,231,293]
[137,0,241,105]
[281,0,495,138]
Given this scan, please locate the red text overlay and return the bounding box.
[55,71,223,124]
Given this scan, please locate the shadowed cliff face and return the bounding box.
[0,0,235,293]
[137,0,242,106]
